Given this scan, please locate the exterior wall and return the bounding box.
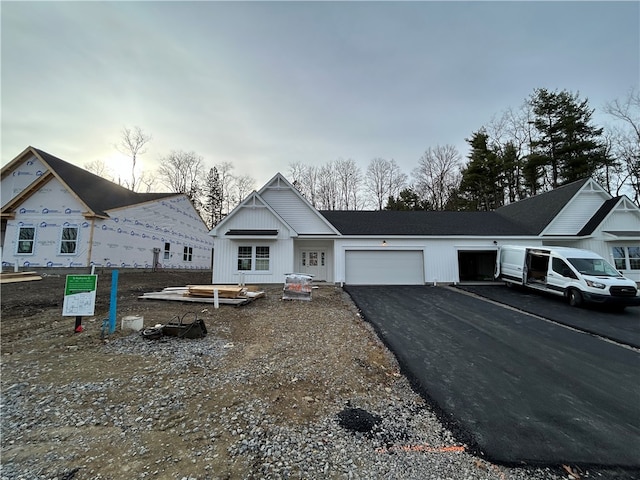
[2,178,91,269]
[261,187,334,234]
[293,239,334,282]
[544,190,608,235]
[90,196,213,269]
[213,237,294,284]
[333,237,541,285]
[1,154,47,208]
[1,179,212,270]
[211,204,294,284]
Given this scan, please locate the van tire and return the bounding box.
[568,289,583,307]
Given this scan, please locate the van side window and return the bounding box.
[552,258,577,279]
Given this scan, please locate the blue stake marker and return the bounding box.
[109,269,119,334]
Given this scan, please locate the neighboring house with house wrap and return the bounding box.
[210,174,640,285]
[1,146,213,270]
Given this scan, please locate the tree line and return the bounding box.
[87,87,638,228]
[290,88,639,211]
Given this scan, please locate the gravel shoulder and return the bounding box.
[2,271,566,479]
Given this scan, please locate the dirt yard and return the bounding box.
[0,270,566,480]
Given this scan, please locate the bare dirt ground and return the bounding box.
[0,271,410,479]
[1,270,572,480]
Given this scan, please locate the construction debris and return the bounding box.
[139,284,265,306]
[0,271,43,284]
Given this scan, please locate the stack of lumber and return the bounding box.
[139,284,265,305]
[0,271,43,284]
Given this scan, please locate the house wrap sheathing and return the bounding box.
[1,146,213,270]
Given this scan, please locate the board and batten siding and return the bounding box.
[211,203,295,284]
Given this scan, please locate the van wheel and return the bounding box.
[568,289,583,307]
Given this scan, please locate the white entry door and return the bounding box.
[301,251,327,280]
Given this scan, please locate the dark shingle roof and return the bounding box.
[495,179,589,234]
[577,197,620,236]
[319,210,535,236]
[34,148,175,217]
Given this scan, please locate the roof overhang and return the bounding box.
[225,229,280,239]
[603,231,640,240]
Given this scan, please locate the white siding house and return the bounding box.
[211,174,640,285]
[1,147,213,270]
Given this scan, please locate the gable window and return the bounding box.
[612,246,640,270]
[60,226,79,254]
[183,246,193,262]
[164,242,171,260]
[237,246,270,272]
[17,227,35,254]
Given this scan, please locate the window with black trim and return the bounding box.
[183,246,193,262]
[17,226,35,254]
[60,226,79,254]
[164,242,171,260]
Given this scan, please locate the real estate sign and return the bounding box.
[62,274,97,316]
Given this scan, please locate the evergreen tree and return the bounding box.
[386,188,429,210]
[457,131,505,211]
[527,89,609,188]
[202,167,223,229]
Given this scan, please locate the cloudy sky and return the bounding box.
[2,1,638,190]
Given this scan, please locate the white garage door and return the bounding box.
[345,250,424,285]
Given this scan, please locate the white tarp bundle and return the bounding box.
[282,273,313,301]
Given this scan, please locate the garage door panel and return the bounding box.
[346,250,424,285]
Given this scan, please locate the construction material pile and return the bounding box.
[282,273,313,301]
[139,284,265,305]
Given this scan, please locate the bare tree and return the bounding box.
[413,145,462,210]
[288,162,319,207]
[216,162,236,216]
[84,159,114,182]
[116,126,152,191]
[316,161,340,210]
[335,158,362,209]
[137,171,159,193]
[364,158,407,209]
[234,174,256,204]
[603,88,640,205]
[157,150,203,199]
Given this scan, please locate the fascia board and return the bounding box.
[258,172,341,235]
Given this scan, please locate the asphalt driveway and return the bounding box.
[456,284,640,348]
[344,285,640,467]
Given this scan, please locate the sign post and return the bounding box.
[62,274,98,332]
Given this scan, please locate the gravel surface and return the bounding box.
[1,271,575,479]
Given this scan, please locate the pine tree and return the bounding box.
[202,167,223,229]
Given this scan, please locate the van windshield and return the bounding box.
[567,258,621,277]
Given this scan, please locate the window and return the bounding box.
[17,227,35,254]
[612,247,626,270]
[255,246,270,271]
[164,242,171,260]
[629,247,640,270]
[237,246,270,272]
[552,258,576,279]
[611,246,640,270]
[183,246,193,262]
[59,226,79,254]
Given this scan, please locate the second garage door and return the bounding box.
[345,250,424,285]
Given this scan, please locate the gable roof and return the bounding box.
[576,196,620,236]
[495,178,590,234]
[320,210,535,236]
[2,146,176,217]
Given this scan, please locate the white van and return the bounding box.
[495,245,640,309]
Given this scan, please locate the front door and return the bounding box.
[300,250,327,281]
